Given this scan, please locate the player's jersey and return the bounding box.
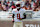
[12,8,26,22]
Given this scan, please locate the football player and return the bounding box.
[12,1,26,27]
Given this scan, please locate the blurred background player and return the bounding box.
[12,1,26,27]
[11,3,16,10]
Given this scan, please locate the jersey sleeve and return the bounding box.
[12,10,15,14]
[22,9,26,15]
[23,9,26,13]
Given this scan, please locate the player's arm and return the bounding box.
[12,14,15,22]
[12,14,15,18]
[22,13,26,19]
[19,13,26,20]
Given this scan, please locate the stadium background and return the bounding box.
[0,0,40,27]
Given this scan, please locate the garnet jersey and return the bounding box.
[12,8,26,22]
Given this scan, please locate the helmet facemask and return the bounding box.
[16,4,20,9]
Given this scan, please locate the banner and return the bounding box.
[23,21,40,27]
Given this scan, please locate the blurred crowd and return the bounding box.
[0,0,16,11]
[0,0,40,11]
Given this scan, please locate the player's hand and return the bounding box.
[19,18,22,20]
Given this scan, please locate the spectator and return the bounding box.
[2,3,7,11]
[33,1,36,6]
[0,1,1,6]
[0,1,3,11]
[33,1,36,9]
[33,2,38,9]
[27,4,32,10]
[22,6,28,10]
[5,4,9,11]
[7,1,10,4]
[39,0,40,3]
[33,5,39,11]
[3,0,7,6]
[7,1,10,8]
[10,1,14,7]
[4,0,7,3]
[37,4,40,10]
[39,0,40,5]
[33,8,39,11]
[25,1,30,7]
[32,0,34,1]
[37,0,39,4]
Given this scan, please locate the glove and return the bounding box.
[19,18,22,20]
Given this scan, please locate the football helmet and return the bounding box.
[15,1,21,9]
